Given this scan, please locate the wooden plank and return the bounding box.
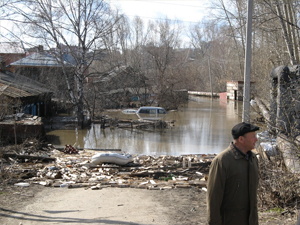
[3,153,56,162]
[55,146,121,151]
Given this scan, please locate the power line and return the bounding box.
[110,0,208,8]
[123,14,202,24]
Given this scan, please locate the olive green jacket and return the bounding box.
[207,143,259,225]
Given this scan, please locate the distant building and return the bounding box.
[0,71,53,117]
[226,81,255,100]
[9,52,75,73]
[87,66,150,108]
[0,42,26,71]
[8,52,75,108]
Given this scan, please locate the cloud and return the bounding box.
[109,0,212,23]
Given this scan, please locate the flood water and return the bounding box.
[46,97,243,156]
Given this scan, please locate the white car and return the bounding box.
[121,109,137,114]
[136,106,167,120]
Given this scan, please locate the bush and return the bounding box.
[258,156,300,213]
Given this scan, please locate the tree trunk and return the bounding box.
[275,0,297,65]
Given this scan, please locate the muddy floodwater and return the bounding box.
[46,97,243,155]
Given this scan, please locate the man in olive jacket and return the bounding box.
[207,122,260,225]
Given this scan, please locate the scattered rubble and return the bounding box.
[63,145,79,154]
[0,142,214,191]
[0,114,45,144]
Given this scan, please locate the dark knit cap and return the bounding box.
[231,122,259,139]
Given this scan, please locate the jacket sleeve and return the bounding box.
[207,157,226,225]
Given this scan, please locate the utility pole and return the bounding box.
[243,0,253,123]
[208,56,213,99]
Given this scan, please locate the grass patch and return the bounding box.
[267,207,285,213]
[159,174,175,181]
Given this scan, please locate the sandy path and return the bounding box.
[0,187,171,225]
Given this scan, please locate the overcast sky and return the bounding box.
[0,1,216,46]
[108,0,213,24]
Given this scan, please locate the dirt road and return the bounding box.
[0,185,207,225]
[0,184,297,225]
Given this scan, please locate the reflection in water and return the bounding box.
[46,97,242,155]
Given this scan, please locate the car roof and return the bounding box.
[138,106,165,109]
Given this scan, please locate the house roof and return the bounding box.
[10,52,74,67]
[0,42,25,54]
[0,72,52,98]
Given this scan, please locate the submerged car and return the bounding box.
[121,109,137,114]
[136,106,167,120]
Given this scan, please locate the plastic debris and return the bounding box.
[91,153,133,165]
[14,182,30,187]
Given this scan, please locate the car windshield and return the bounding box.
[138,107,166,114]
[158,109,166,114]
[139,109,156,114]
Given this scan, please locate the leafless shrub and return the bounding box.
[258,156,300,213]
[0,139,48,186]
[0,146,18,186]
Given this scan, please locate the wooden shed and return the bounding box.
[0,71,53,117]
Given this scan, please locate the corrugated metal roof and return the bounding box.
[10,52,74,67]
[0,72,52,98]
[0,42,25,54]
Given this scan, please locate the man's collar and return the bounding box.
[231,142,252,160]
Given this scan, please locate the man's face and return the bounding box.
[240,131,258,151]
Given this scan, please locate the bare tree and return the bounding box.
[7,0,121,128]
[272,0,300,65]
[189,21,242,93]
[249,0,300,102]
[212,0,247,79]
[255,0,300,66]
[142,19,184,108]
[122,16,151,106]
[0,0,24,42]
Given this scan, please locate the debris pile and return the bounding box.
[0,142,215,191]
[63,145,79,154]
[0,114,45,144]
[93,115,174,130]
